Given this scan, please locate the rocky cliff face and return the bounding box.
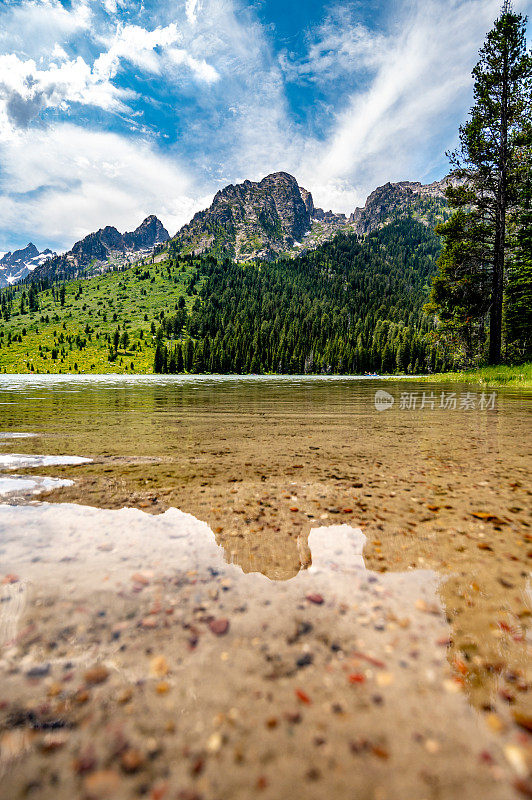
[0,243,56,288]
[123,215,169,250]
[170,172,450,262]
[172,172,313,261]
[348,178,451,235]
[31,216,169,283]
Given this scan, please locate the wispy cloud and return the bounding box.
[279,7,387,86]
[291,0,532,211]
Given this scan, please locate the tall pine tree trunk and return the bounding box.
[490,204,505,363]
[489,36,509,365]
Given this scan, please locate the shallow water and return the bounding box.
[0,375,531,799]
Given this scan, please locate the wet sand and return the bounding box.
[0,375,531,799]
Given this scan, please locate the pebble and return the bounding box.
[306,593,324,605]
[84,665,110,685]
[26,664,51,679]
[209,618,230,636]
[514,778,532,798]
[150,656,169,677]
[74,746,98,775]
[504,745,529,777]
[83,769,121,797]
[207,732,223,752]
[485,713,505,732]
[131,573,150,586]
[120,748,146,773]
[513,712,532,733]
[39,732,68,753]
[116,687,134,704]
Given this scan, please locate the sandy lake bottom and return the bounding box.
[0,374,530,800]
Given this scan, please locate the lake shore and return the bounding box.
[2,363,531,390]
[401,363,532,389]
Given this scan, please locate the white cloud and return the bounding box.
[0,53,132,135]
[93,21,220,84]
[0,11,221,136]
[167,48,219,83]
[51,43,69,62]
[185,0,201,25]
[0,0,92,56]
[94,23,182,81]
[0,124,205,247]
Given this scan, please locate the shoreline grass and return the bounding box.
[406,363,532,389]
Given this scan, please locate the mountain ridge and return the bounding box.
[29,215,169,284]
[23,171,452,285]
[0,243,56,288]
[0,217,448,376]
[168,171,451,262]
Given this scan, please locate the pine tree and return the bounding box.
[427,210,492,363]
[431,4,531,363]
[176,344,184,373]
[153,342,165,373]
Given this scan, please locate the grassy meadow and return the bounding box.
[0,257,199,374]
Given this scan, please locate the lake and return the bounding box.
[0,374,530,799]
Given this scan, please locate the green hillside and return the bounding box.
[0,258,201,374]
[0,220,449,375]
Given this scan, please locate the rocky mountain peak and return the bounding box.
[124,216,169,250]
[0,242,56,288]
[172,171,313,261]
[348,178,451,235]
[1,242,39,263]
[29,215,169,284]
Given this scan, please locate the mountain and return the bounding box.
[30,215,169,284]
[169,170,355,261]
[123,215,169,250]
[172,172,313,261]
[348,178,451,235]
[0,243,56,288]
[169,172,450,262]
[23,172,450,284]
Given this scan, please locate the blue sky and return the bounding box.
[0,0,530,252]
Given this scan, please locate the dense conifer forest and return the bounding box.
[154,220,451,375]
